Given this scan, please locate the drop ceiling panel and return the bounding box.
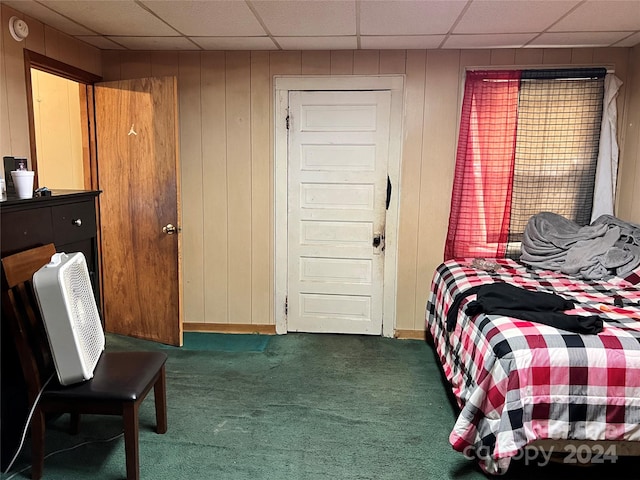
[530,31,634,48]
[252,0,356,36]
[443,33,538,49]
[550,0,640,32]
[615,31,640,47]
[40,0,178,36]
[3,0,94,35]
[361,35,444,49]
[76,36,127,50]
[454,0,581,34]
[142,0,266,36]
[108,36,199,50]
[276,36,358,50]
[191,36,278,50]
[360,0,467,35]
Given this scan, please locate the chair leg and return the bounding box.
[123,403,140,480]
[30,409,46,480]
[154,365,167,434]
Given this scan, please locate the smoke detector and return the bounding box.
[9,16,29,42]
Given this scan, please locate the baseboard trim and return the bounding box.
[394,329,426,340]
[184,323,276,335]
[184,324,424,339]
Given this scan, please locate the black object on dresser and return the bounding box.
[0,189,101,471]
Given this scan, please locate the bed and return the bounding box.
[426,256,640,474]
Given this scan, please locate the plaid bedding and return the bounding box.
[425,258,640,474]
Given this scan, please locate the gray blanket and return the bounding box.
[520,212,640,280]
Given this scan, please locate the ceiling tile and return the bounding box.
[2,0,95,35]
[42,0,178,36]
[360,0,467,35]
[361,35,444,49]
[454,0,580,34]
[191,36,278,50]
[550,0,640,32]
[613,31,640,46]
[75,36,127,50]
[443,33,538,49]
[252,0,356,36]
[529,31,634,48]
[107,36,200,50]
[275,36,358,50]
[141,1,266,36]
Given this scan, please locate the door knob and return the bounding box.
[373,232,385,254]
[162,223,178,235]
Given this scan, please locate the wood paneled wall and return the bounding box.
[2,1,637,334]
[101,47,638,333]
[618,45,640,223]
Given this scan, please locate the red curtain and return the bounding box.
[444,70,521,260]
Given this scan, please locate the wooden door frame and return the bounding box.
[23,50,101,191]
[274,75,405,337]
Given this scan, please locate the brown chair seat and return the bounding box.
[43,351,167,402]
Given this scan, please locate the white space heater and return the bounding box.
[33,252,105,386]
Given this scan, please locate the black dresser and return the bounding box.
[0,189,101,470]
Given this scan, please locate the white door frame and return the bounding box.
[274,75,405,337]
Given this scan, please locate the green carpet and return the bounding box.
[2,333,639,480]
[162,332,271,352]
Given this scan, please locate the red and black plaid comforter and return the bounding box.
[426,258,640,474]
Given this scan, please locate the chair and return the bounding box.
[1,243,168,480]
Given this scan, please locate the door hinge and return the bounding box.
[285,296,288,315]
[285,115,290,130]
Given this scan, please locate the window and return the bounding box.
[445,68,607,260]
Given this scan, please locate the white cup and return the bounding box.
[11,170,35,199]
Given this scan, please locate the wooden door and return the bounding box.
[287,90,391,334]
[94,77,182,346]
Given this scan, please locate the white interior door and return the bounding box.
[287,90,391,334]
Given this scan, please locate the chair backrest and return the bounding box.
[2,243,58,401]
